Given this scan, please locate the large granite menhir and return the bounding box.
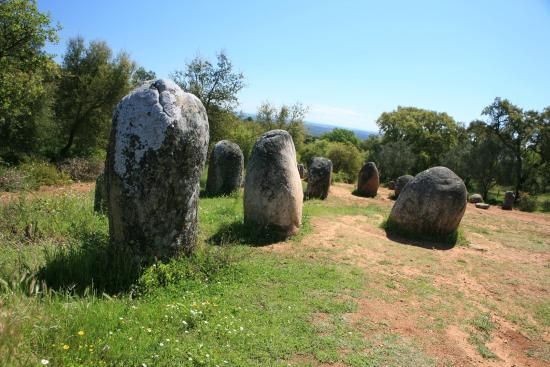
[305,157,332,200]
[244,130,303,236]
[206,140,244,196]
[388,167,467,237]
[105,79,209,258]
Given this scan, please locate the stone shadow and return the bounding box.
[208,221,290,247]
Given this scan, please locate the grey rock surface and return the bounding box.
[356,162,379,197]
[206,140,244,196]
[244,130,303,236]
[388,166,467,236]
[502,191,515,210]
[395,175,414,198]
[475,203,490,210]
[388,180,395,190]
[468,193,483,204]
[94,172,108,213]
[306,157,333,200]
[105,79,209,258]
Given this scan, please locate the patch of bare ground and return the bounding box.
[271,183,549,366]
[0,182,94,204]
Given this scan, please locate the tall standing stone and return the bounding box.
[106,79,209,258]
[356,162,379,197]
[206,140,244,196]
[388,167,467,237]
[305,157,332,200]
[502,191,515,210]
[244,130,303,236]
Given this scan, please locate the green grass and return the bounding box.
[0,186,437,366]
[467,313,497,359]
[0,161,71,192]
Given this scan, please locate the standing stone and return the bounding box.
[305,157,333,200]
[468,194,483,204]
[388,167,467,237]
[206,140,244,196]
[297,163,306,179]
[244,130,303,236]
[502,191,515,210]
[356,162,379,197]
[106,79,209,258]
[94,172,108,214]
[394,175,414,198]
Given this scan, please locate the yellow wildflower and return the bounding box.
[78,330,85,336]
[63,344,70,350]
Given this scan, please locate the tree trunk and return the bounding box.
[514,152,522,201]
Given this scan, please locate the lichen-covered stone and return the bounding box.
[244,130,303,236]
[388,167,467,237]
[468,193,483,204]
[356,162,379,197]
[395,175,414,198]
[305,157,332,200]
[94,172,108,213]
[105,79,209,258]
[206,140,244,196]
[502,191,515,210]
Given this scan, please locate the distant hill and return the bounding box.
[239,113,376,141]
[304,121,375,140]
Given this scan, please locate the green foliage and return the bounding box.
[55,37,135,158]
[301,140,363,183]
[0,0,60,162]
[57,157,104,182]
[0,161,70,192]
[517,193,537,212]
[172,51,245,144]
[255,101,308,153]
[321,128,361,148]
[370,140,416,181]
[376,106,462,172]
[131,66,156,87]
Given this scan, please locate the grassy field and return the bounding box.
[0,183,548,366]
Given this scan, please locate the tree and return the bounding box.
[171,52,245,144]
[321,128,361,148]
[55,37,135,158]
[373,140,417,181]
[300,140,363,183]
[0,0,60,162]
[256,102,308,153]
[376,106,462,172]
[481,98,538,199]
[131,66,156,87]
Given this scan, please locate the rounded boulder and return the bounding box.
[206,140,244,196]
[356,162,379,197]
[244,130,303,236]
[106,79,209,257]
[468,194,483,204]
[388,166,467,237]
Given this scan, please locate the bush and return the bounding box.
[517,193,537,212]
[0,161,71,192]
[57,157,104,181]
[300,140,363,184]
[542,199,550,212]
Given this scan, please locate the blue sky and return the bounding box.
[39,0,550,132]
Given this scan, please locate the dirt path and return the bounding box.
[0,182,94,204]
[271,183,550,367]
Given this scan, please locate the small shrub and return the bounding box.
[332,171,352,183]
[57,157,104,182]
[517,193,537,212]
[0,166,28,192]
[541,199,550,213]
[0,161,71,192]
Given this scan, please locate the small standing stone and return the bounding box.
[394,175,414,198]
[244,130,303,236]
[206,140,244,196]
[475,203,490,210]
[106,79,209,258]
[305,157,333,200]
[356,162,379,197]
[502,191,515,210]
